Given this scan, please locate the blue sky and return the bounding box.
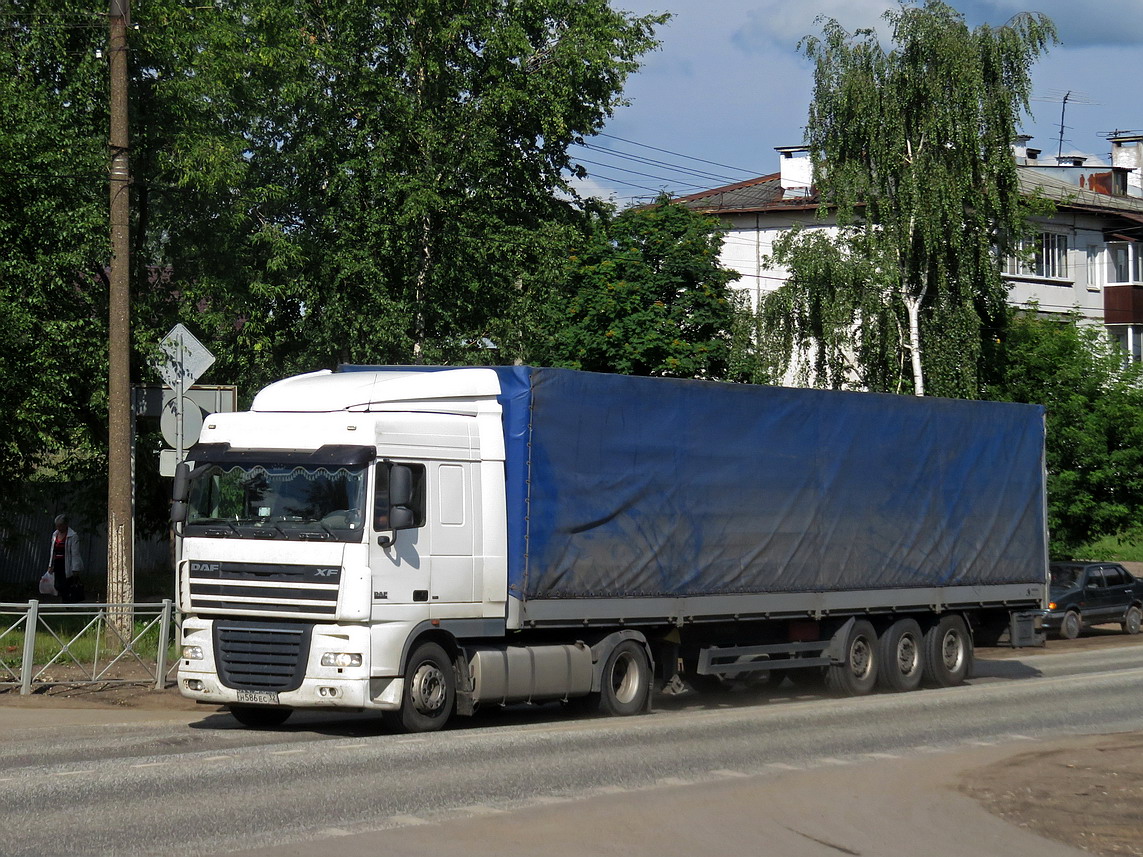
[577,0,1143,204]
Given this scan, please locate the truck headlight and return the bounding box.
[182,645,204,660]
[321,652,362,668]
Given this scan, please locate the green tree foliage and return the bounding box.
[763,0,1056,397]
[989,311,1143,557]
[540,196,743,377]
[131,0,665,386]
[0,0,665,511]
[0,0,109,493]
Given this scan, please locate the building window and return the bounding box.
[1006,231,1069,279]
[1106,241,1143,284]
[1086,245,1102,291]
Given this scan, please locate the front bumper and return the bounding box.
[177,618,405,711]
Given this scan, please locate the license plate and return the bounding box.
[235,689,280,705]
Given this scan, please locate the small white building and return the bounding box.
[678,136,1143,363]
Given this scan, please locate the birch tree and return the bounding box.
[764,0,1056,397]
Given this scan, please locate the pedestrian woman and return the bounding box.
[48,514,84,602]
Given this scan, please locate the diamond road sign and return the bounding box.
[154,323,214,388]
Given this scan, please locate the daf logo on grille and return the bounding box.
[190,562,221,573]
[314,568,339,577]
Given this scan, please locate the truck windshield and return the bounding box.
[184,462,367,542]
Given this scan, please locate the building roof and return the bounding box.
[678,166,1143,233]
[674,173,805,214]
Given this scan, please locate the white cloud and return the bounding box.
[731,0,896,53]
[967,0,1143,48]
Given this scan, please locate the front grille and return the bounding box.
[187,561,340,617]
[213,620,313,692]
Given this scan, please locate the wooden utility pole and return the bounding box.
[107,0,134,623]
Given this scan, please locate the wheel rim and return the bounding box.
[940,630,964,673]
[1127,609,1141,634]
[850,636,873,679]
[611,650,640,704]
[1063,613,1080,638]
[896,634,919,676]
[410,662,446,714]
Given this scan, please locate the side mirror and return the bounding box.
[171,500,188,525]
[389,464,414,507]
[375,463,420,547]
[171,461,191,525]
[172,461,191,503]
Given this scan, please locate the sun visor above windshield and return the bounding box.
[187,443,375,467]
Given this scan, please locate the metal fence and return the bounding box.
[0,600,177,694]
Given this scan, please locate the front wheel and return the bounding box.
[1122,605,1142,635]
[384,642,456,733]
[598,640,652,716]
[922,614,972,687]
[1059,610,1082,640]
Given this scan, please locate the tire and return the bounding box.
[229,705,292,728]
[922,614,972,687]
[384,642,456,733]
[824,620,879,697]
[876,618,924,693]
[1122,605,1142,636]
[598,640,652,716]
[1059,610,1082,640]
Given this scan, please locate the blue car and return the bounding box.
[1044,562,1143,639]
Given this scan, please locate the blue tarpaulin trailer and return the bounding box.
[482,367,1047,602]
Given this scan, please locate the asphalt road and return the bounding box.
[2,642,1142,857]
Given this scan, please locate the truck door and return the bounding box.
[428,462,477,603]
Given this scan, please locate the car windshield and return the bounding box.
[185,461,367,542]
[1049,565,1082,589]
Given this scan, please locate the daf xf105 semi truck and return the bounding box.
[172,366,1047,731]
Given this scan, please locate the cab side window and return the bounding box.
[373,462,426,532]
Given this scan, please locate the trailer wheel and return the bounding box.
[599,640,652,716]
[825,620,879,697]
[922,614,972,687]
[385,642,456,733]
[876,618,924,693]
[229,706,292,728]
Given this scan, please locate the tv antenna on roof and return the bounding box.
[1031,89,1096,158]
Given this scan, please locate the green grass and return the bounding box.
[1072,528,1143,563]
[0,611,177,668]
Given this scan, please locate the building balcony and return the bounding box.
[1104,284,1143,324]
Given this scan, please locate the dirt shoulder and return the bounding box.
[960,732,1143,857]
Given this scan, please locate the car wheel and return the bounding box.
[1059,610,1082,640]
[1122,605,1142,636]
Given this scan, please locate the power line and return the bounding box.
[596,132,763,176]
[574,140,747,185]
[571,156,714,192]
